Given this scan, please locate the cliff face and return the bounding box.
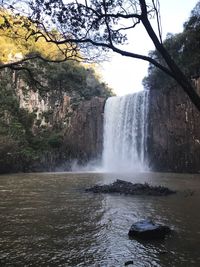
[15,77,73,132]
[14,78,200,173]
[0,67,107,173]
[18,82,105,168]
[3,68,200,173]
[25,96,105,172]
[64,97,105,162]
[147,81,200,173]
[17,85,105,170]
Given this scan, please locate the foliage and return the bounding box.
[143,1,200,91]
[0,7,113,100]
[0,12,113,173]
[16,58,113,100]
[0,8,75,63]
[47,133,63,148]
[1,1,199,110]
[1,1,165,65]
[19,0,199,110]
[0,70,36,172]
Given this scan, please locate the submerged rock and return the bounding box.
[128,219,171,240]
[124,260,134,266]
[86,179,176,196]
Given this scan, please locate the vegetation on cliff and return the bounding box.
[143,1,200,91]
[0,9,113,173]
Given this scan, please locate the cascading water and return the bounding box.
[102,90,149,172]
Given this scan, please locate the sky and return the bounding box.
[100,0,199,96]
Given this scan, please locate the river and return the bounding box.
[0,172,200,267]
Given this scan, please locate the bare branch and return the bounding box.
[152,0,162,43]
[115,20,140,32]
[10,65,45,89]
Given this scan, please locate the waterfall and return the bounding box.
[102,91,149,172]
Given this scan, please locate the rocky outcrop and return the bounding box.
[147,81,200,173]
[86,179,176,196]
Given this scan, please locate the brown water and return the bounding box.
[0,172,200,267]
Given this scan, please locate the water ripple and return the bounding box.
[0,172,200,266]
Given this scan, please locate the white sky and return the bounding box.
[100,0,199,96]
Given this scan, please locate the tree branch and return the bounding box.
[107,44,176,79]
[9,65,45,89]
[152,0,162,43]
[139,0,200,111]
[2,0,200,111]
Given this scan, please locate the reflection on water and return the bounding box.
[0,172,200,266]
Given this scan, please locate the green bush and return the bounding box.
[47,133,63,148]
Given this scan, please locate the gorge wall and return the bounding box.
[17,85,105,171]
[26,95,104,172]
[18,82,200,173]
[64,97,104,164]
[0,66,107,173]
[2,67,200,173]
[147,80,200,173]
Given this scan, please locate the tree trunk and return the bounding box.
[140,0,200,112]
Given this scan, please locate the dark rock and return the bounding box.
[86,179,176,196]
[128,219,171,240]
[148,82,200,173]
[124,260,134,266]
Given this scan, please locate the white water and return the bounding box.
[102,91,149,172]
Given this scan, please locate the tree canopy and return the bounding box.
[1,0,200,111]
[0,6,83,69]
[0,5,114,173]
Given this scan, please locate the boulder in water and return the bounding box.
[124,260,134,266]
[128,219,171,240]
[86,179,176,196]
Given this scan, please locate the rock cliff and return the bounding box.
[147,80,200,173]
[14,78,200,173]
[23,95,105,172]
[60,81,200,173]
[0,64,108,173]
[17,85,105,170]
[2,68,200,173]
[64,97,105,162]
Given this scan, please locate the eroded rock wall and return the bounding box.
[28,96,105,171]
[64,97,105,162]
[14,76,105,170]
[147,82,200,173]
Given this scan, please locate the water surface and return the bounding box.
[0,172,200,266]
